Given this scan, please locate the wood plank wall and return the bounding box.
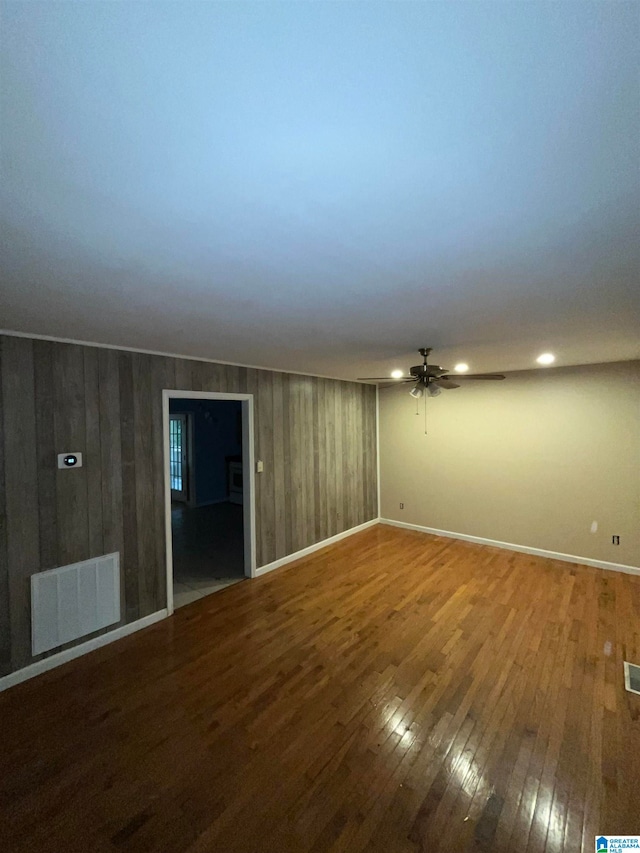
[0,335,378,676]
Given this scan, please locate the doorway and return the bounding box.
[163,391,256,614]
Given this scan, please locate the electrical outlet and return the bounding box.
[612,535,620,545]
[400,503,404,509]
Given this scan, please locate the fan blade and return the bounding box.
[433,379,460,390]
[378,380,418,388]
[440,373,506,381]
[357,376,412,381]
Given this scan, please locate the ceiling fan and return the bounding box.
[358,347,505,397]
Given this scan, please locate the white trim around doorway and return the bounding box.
[162,390,257,616]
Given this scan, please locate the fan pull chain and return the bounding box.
[424,397,428,434]
[415,397,419,416]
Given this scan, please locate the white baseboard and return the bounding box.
[256,518,379,577]
[380,519,640,576]
[0,609,168,694]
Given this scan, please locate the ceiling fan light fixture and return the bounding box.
[536,352,555,366]
[360,347,506,400]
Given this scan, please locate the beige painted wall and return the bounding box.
[379,360,640,567]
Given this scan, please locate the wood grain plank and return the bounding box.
[346,383,357,529]
[315,379,327,543]
[303,376,315,548]
[236,365,248,394]
[323,378,334,540]
[32,341,58,570]
[118,352,139,622]
[340,382,353,530]
[174,358,192,391]
[189,360,207,392]
[2,337,39,671]
[282,374,293,556]
[245,369,261,564]
[368,385,378,519]
[359,384,368,526]
[200,360,224,392]
[334,381,344,534]
[257,371,275,565]
[0,339,11,675]
[312,378,321,544]
[345,383,362,527]
[360,385,369,523]
[132,354,158,618]
[272,371,286,560]
[152,356,175,611]
[98,348,124,619]
[354,382,364,527]
[83,347,104,558]
[53,343,89,566]
[325,380,337,539]
[289,376,304,554]
[224,364,241,392]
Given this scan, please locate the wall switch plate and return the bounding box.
[57,452,83,469]
[612,535,620,545]
[400,503,404,509]
[256,460,264,473]
[624,661,640,695]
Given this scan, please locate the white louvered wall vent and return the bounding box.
[31,553,121,655]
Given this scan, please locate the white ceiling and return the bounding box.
[1,2,638,381]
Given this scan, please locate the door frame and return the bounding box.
[162,390,257,616]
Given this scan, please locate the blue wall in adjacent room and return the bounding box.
[169,399,242,506]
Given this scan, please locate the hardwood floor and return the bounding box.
[1,525,639,852]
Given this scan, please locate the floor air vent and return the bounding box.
[624,662,640,696]
[31,553,120,655]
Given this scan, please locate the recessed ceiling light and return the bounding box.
[454,363,469,373]
[536,353,555,366]
[391,369,404,379]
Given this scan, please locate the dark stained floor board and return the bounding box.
[0,525,638,853]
